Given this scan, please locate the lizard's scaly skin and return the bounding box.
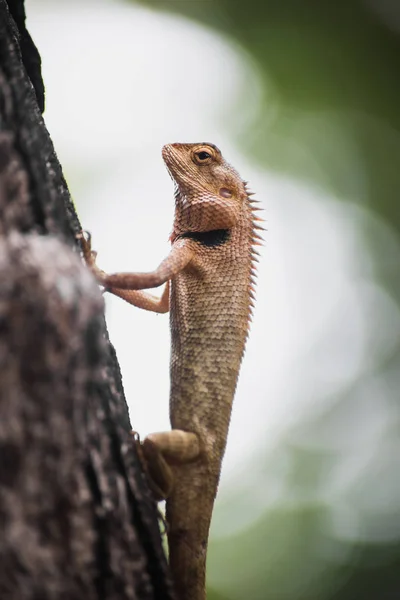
[81,143,261,600]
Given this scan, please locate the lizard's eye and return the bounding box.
[193,148,214,165]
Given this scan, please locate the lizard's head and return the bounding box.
[162,143,247,238]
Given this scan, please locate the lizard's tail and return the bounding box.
[166,461,218,600]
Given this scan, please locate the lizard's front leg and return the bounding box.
[78,230,194,292]
[108,282,170,313]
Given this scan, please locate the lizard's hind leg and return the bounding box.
[134,431,200,501]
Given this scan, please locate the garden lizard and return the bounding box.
[81,142,262,600]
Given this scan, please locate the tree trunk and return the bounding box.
[0,1,174,598]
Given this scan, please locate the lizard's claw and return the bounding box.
[77,230,98,268]
[131,430,141,444]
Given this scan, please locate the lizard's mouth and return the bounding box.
[162,144,180,174]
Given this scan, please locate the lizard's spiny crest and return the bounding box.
[246,181,265,341]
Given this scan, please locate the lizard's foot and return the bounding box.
[132,430,174,501]
[132,431,169,532]
[77,230,108,285]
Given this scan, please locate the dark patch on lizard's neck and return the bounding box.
[179,229,230,247]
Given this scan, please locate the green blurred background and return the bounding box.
[29,0,400,598]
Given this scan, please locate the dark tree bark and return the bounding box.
[0,1,174,598]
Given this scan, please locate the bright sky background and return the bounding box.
[28,0,400,543]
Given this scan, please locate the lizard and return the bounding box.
[80,142,262,600]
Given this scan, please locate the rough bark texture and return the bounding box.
[0,1,174,599]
